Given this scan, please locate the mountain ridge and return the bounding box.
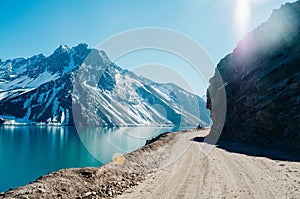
[0,44,210,127]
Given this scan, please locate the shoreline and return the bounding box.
[0,128,185,198]
[0,123,198,128]
[1,128,300,198]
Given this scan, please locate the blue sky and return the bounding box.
[0,0,295,95]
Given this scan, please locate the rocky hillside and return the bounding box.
[0,44,210,127]
[207,1,300,153]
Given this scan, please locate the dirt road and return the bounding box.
[2,129,299,198]
[117,129,300,199]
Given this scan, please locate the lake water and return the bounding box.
[0,126,180,192]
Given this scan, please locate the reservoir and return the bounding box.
[0,125,179,192]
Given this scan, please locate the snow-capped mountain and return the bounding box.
[0,44,210,127]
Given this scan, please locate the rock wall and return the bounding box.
[207,1,300,154]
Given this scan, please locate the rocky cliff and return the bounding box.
[207,1,300,153]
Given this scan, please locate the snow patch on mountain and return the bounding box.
[0,44,211,127]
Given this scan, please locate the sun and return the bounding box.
[235,0,251,34]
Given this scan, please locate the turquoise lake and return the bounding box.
[0,126,180,192]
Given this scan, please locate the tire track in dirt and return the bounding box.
[151,144,194,198]
[116,130,300,199]
[175,143,209,199]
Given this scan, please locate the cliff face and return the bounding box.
[207,1,300,153]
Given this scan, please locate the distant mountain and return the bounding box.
[207,1,300,153]
[0,43,210,127]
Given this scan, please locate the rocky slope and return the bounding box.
[0,44,210,127]
[207,1,300,153]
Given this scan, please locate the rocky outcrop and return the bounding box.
[207,1,300,153]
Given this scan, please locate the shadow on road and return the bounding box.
[191,136,300,162]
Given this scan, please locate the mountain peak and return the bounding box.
[61,44,69,50]
[0,42,210,127]
[54,44,70,54]
[30,53,46,60]
[74,43,88,49]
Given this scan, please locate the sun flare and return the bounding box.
[235,0,251,33]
